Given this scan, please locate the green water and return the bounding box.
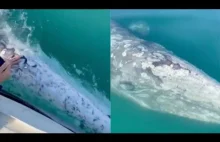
[111,10,220,133]
[112,94,220,133]
[24,10,110,97]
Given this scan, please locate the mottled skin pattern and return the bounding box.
[7,54,110,133]
[111,21,220,124]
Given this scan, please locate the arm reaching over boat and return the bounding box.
[0,47,21,83]
[0,60,11,83]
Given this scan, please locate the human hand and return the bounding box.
[0,60,11,83]
[9,54,21,65]
[0,54,21,83]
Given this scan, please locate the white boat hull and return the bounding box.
[0,94,72,133]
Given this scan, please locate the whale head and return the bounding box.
[111,20,220,124]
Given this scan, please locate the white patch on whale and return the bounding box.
[124,44,131,48]
[132,62,136,67]
[132,52,144,58]
[122,50,127,57]
[141,62,149,70]
[119,61,123,68]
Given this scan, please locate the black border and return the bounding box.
[1,0,220,9]
[1,133,219,141]
[1,133,112,141]
[1,2,109,9]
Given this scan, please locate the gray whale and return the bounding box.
[0,34,110,133]
[111,20,220,124]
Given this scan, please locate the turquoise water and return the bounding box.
[111,10,220,133]
[0,9,110,133]
[24,10,110,97]
[112,94,220,133]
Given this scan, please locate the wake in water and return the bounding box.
[0,9,110,133]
